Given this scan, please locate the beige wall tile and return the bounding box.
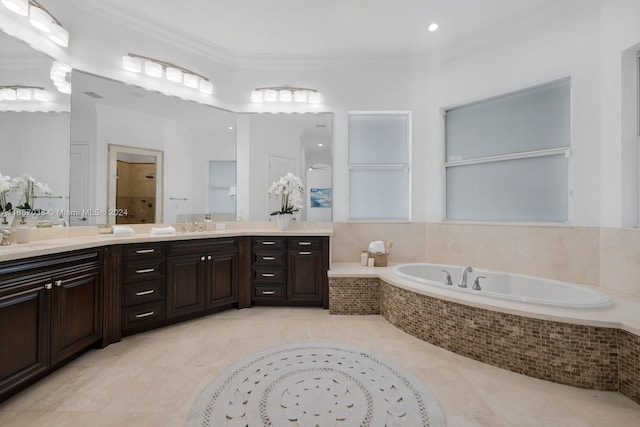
[423,223,600,286]
[599,227,640,297]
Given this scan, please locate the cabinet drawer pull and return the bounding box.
[135,290,155,296]
[136,249,155,254]
[135,311,155,318]
[45,283,53,290]
[298,241,312,246]
[201,256,206,261]
[262,256,276,261]
[299,251,312,255]
[261,273,276,277]
[262,241,276,245]
[55,280,62,287]
[207,255,212,260]
[136,268,155,274]
[262,290,276,295]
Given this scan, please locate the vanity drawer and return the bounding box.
[122,280,165,307]
[252,284,286,299]
[123,243,165,260]
[288,237,323,250]
[252,237,287,251]
[252,267,286,283]
[122,259,166,283]
[252,250,287,266]
[122,301,166,330]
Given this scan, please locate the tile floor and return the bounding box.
[1,307,639,427]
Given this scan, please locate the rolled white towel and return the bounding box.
[368,240,386,254]
[112,225,134,235]
[150,226,176,235]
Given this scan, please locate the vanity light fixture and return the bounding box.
[122,53,214,95]
[251,86,322,104]
[0,85,50,101]
[1,0,69,47]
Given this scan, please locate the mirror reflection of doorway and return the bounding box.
[108,144,163,225]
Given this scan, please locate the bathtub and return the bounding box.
[391,263,612,309]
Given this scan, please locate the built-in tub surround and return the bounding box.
[393,263,612,309]
[328,264,640,405]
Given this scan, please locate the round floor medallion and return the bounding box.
[186,343,446,427]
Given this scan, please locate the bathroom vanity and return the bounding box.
[0,229,331,402]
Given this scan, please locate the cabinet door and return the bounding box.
[0,279,50,399]
[166,254,205,318]
[287,250,323,305]
[205,250,238,309]
[51,267,102,365]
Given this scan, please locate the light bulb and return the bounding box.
[29,6,53,33]
[279,89,292,102]
[16,88,32,100]
[199,80,213,94]
[144,60,162,78]
[165,67,183,83]
[122,56,142,73]
[264,89,277,102]
[308,91,321,104]
[183,74,199,88]
[294,90,307,103]
[48,24,69,47]
[1,88,17,100]
[251,90,264,103]
[1,0,28,16]
[33,89,51,101]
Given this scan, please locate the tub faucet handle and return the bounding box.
[440,269,453,286]
[473,276,486,291]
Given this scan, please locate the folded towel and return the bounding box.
[150,226,176,235]
[112,225,134,235]
[368,240,386,254]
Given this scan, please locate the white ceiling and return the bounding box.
[91,0,590,57]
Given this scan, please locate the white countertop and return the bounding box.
[329,262,640,336]
[0,226,333,263]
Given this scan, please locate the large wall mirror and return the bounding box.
[70,71,237,225]
[237,113,333,222]
[0,30,70,224]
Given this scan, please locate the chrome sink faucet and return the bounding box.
[458,265,473,287]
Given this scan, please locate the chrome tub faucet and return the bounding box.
[458,265,473,288]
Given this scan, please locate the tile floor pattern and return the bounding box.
[0,307,639,427]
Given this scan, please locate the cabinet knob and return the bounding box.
[55,280,62,287]
[207,255,212,261]
[201,256,205,261]
[45,283,53,290]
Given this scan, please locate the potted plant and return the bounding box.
[267,172,304,230]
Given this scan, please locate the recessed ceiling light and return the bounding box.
[428,22,439,32]
[318,143,323,147]
[228,126,234,130]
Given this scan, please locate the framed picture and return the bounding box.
[310,188,332,208]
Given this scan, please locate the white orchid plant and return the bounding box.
[0,172,53,213]
[267,172,304,216]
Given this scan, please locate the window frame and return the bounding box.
[347,110,412,221]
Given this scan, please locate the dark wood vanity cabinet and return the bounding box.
[0,249,103,401]
[251,236,329,308]
[120,242,167,335]
[166,238,239,319]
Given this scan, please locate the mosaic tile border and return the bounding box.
[328,276,640,404]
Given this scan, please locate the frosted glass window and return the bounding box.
[446,155,568,222]
[350,170,408,220]
[349,114,408,164]
[446,79,570,161]
[209,161,236,214]
[445,79,570,222]
[348,112,411,220]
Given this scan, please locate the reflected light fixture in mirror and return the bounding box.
[50,61,71,94]
[1,0,70,47]
[0,85,50,102]
[122,53,214,94]
[251,86,321,104]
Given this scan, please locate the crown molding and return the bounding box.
[69,0,235,68]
